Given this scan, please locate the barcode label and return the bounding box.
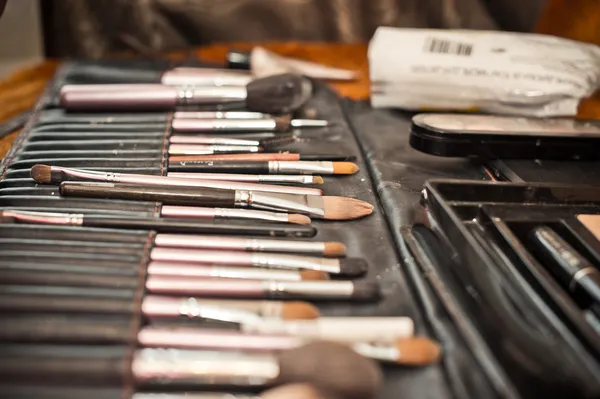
[424,37,473,56]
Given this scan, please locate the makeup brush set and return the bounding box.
[0,60,446,399]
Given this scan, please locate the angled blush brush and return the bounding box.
[58,181,374,220]
[31,164,322,196]
[0,210,316,237]
[60,73,313,114]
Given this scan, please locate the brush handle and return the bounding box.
[60,181,236,207]
[60,85,178,111]
[168,161,269,173]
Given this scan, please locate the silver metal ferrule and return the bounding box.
[174,111,266,119]
[290,119,329,128]
[177,298,262,325]
[245,238,326,254]
[352,342,400,363]
[214,208,289,223]
[571,267,597,291]
[210,266,303,281]
[234,191,325,218]
[257,175,316,184]
[250,253,340,273]
[2,210,84,226]
[168,144,261,155]
[262,280,354,299]
[176,87,248,105]
[132,349,279,387]
[268,161,334,175]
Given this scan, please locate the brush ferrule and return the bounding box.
[168,144,261,155]
[211,266,302,281]
[174,111,266,119]
[172,118,277,132]
[235,191,325,217]
[263,281,354,299]
[268,161,334,175]
[132,349,279,386]
[245,239,326,254]
[177,297,262,325]
[2,210,84,226]
[352,343,400,363]
[257,175,316,184]
[214,208,289,223]
[176,87,248,105]
[250,254,340,273]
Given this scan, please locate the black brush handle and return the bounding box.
[81,215,315,237]
[0,270,138,289]
[300,154,357,161]
[0,293,135,315]
[168,161,269,173]
[0,315,134,344]
[60,181,236,207]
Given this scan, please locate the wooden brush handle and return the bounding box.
[60,181,236,207]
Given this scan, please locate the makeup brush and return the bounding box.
[169,153,357,162]
[166,173,324,185]
[0,342,381,397]
[31,164,322,196]
[153,234,346,257]
[149,248,366,277]
[145,276,380,301]
[0,289,320,320]
[132,341,382,398]
[0,210,316,237]
[60,73,313,114]
[58,181,374,220]
[167,160,359,175]
[171,117,327,133]
[137,327,441,366]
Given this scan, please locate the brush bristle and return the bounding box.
[299,270,330,281]
[395,337,442,366]
[281,302,320,320]
[246,74,313,114]
[322,197,374,220]
[261,384,327,399]
[275,341,382,399]
[332,162,359,175]
[288,214,311,225]
[30,164,52,184]
[323,242,346,257]
[311,176,324,184]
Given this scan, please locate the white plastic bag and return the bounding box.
[369,27,600,116]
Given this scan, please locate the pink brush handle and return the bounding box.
[145,276,264,297]
[60,84,178,111]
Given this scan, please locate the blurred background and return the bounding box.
[0,0,548,77]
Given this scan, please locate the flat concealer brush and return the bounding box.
[0,210,316,237]
[149,248,366,277]
[57,181,374,220]
[31,164,322,196]
[60,73,313,114]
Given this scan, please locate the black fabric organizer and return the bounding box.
[1,60,598,398]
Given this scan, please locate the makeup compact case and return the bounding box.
[1,60,598,398]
